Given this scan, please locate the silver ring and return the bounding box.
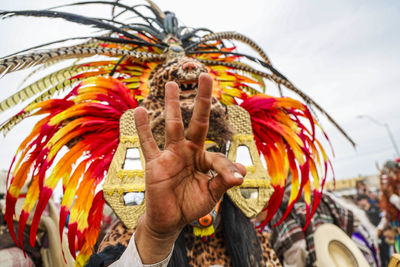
[208,170,217,202]
[209,170,216,179]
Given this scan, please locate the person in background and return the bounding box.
[357,194,381,226]
[377,159,400,266]
[356,181,369,196]
[334,194,381,267]
[268,184,381,267]
[269,187,354,267]
[356,180,378,206]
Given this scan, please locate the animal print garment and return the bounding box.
[139,56,233,152]
[98,220,282,266]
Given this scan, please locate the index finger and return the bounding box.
[186,73,213,146]
[134,107,160,161]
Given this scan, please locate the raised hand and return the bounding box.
[133,73,245,263]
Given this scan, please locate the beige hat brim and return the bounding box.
[314,224,369,267]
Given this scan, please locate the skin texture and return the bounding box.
[133,73,246,264]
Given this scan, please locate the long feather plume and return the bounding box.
[0,10,144,41]
[5,76,137,266]
[201,59,355,146]
[0,65,97,112]
[240,95,331,229]
[186,31,272,65]
[0,46,163,77]
[49,1,161,28]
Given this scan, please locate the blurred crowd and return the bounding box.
[354,159,400,266]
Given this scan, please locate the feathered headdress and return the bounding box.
[1,0,354,265]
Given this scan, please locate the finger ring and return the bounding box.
[208,170,217,202]
[209,170,216,179]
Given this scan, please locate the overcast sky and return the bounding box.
[0,0,399,181]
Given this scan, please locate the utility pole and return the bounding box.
[357,115,400,157]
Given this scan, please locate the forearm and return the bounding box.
[135,215,180,264]
[377,214,387,232]
[109,231,174,267]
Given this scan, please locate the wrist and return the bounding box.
[135,215,181,264]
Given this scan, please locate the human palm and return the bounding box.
[133,73,245,244]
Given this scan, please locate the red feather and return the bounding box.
[241,95,332,229]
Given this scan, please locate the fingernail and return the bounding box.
[234,172,243,179]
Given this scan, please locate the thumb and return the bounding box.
[204,152,246,201]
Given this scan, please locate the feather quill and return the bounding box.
[0,46,162,77]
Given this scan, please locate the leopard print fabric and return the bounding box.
[144,56,208,99]
[185,225,281,267]
[97,220,282,267]
[258,232,282,267]
[139,56,233,151]
[97,220,135,252]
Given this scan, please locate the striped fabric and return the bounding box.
[269,189,354,267]
[352,226,380,267]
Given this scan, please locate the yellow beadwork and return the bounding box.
[193,225,216,237]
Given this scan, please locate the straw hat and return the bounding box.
[314,224,369,267]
